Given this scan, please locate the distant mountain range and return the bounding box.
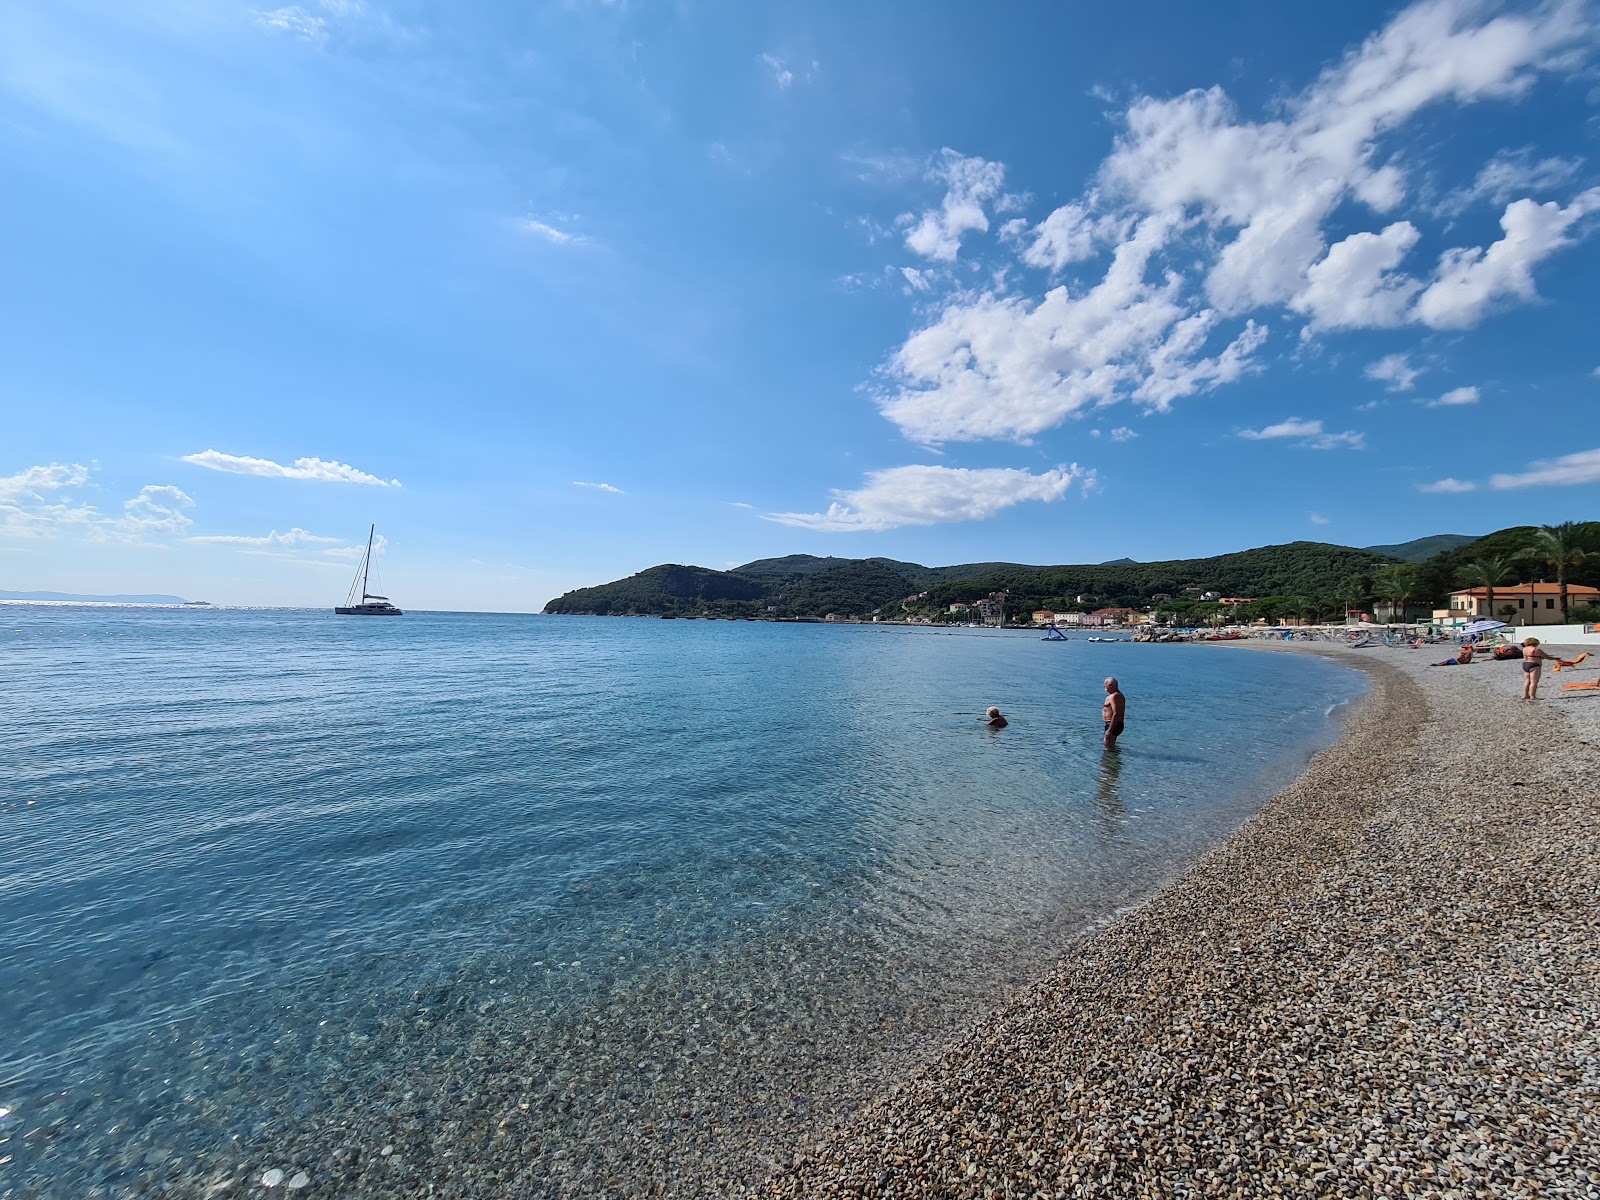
[545,529,1574,621]
[0,591,190,604]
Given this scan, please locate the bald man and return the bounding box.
[1101,677,1126,749]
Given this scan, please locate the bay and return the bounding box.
[0,607,1363,1195]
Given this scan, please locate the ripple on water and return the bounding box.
[0,610,1364,1195]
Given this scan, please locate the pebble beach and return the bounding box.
[760,640,1600,1198]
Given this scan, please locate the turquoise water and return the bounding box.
[0,608,1363,1196]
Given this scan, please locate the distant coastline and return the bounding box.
[0,591,189,604]
[0,595,190,604]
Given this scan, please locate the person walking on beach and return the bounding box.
[1521,637,1558,701]
[1102,677,1126,749]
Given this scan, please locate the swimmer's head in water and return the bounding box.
[986,706,1002,718]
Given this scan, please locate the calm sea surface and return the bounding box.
[0,607,1364,1196]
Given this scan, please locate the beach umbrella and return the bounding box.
[1462,619,1507,635]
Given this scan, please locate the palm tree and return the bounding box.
[1373,564,1420,624]
[1525,522,1595,622]
[1457,555,1517,625]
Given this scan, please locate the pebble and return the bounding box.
[762,642,1600,1198]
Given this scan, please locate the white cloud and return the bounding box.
[1417,477,1477,493]
[1310,513,1330,525]
[758,53,816,90]
[1021,203,1098,270]
[1365,353,1423,392]
[758,52,794,89]
[1239,418,1363,449]
[188,527,341,548]
[1490,447,1600,489]
[903,150,1007,262]
[1291,222,1422,332]
[573,480,624,494]
[863,1,1593,448]
[1425,385,1480,407]
[766,463,1090,532]
[880,215,1268,442]
[1099,0,1588,316]
[900,267,933,292]
[117,485,193,537]
[0,462,90,500]
[182,450,400,486]
[1239,418,1324,440]
[256,6,328,40]
[522,218,585,246]
[0,463,194,541]
[727,501,754,509]
[1416,189,1600,329]
[1109,426,1138,442]
[1437,149,1584,215]
[1307,430,1366,450]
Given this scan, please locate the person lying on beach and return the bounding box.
[1430,644,1475,666]
[984,706,1008,728]
[1490,644,1524,662]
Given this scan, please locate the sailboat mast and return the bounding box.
[362,523,375,598]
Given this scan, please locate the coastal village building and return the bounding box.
[1443,582,1600,626]
[1032,609,1057,625]
[1218,597,1254,608]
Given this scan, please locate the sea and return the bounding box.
[0,607,1365,1197]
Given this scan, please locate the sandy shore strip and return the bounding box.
[757,642,1600,1198]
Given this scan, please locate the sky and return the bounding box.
[2,0,1598,611]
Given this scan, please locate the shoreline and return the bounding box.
[758,642,1600,1196]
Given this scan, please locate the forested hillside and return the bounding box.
[543,524,1598,621]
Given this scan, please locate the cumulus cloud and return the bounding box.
[1365,353,1423,392]
[766,463,1090,532]
[182,450,400,486]
[0,462,90,500]
[1109,426,1138,442]
[1239,418,1364,449]
[866,0,1593,449]
[903,150,1007,262]
[1490,447,1600,489]
[1425,385,1480,407]
[1290,222,1422,332]
[1020,203,1099,270]
[573,481,624,494]
[0,463,193,541]
[1416,189,1600,329]
[1310,513,1330,525]
[1417,477,1477,493]
[117,485,193,537]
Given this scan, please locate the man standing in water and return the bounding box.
[1102,677,1126,749]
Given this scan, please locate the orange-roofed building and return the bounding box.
[1447,582,1600,626]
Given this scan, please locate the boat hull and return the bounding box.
[334,605,403,616]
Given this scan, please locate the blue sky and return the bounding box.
[3,0,1598,611]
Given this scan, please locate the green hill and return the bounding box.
[543,525,1600,621]
[546,541,1393,619]
[1362,534,1478,562]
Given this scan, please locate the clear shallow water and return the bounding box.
[0,608,1364,1196]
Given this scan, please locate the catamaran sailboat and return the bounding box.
[335,524,403,616]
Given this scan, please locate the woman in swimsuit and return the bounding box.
[1521,637,1557,701]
